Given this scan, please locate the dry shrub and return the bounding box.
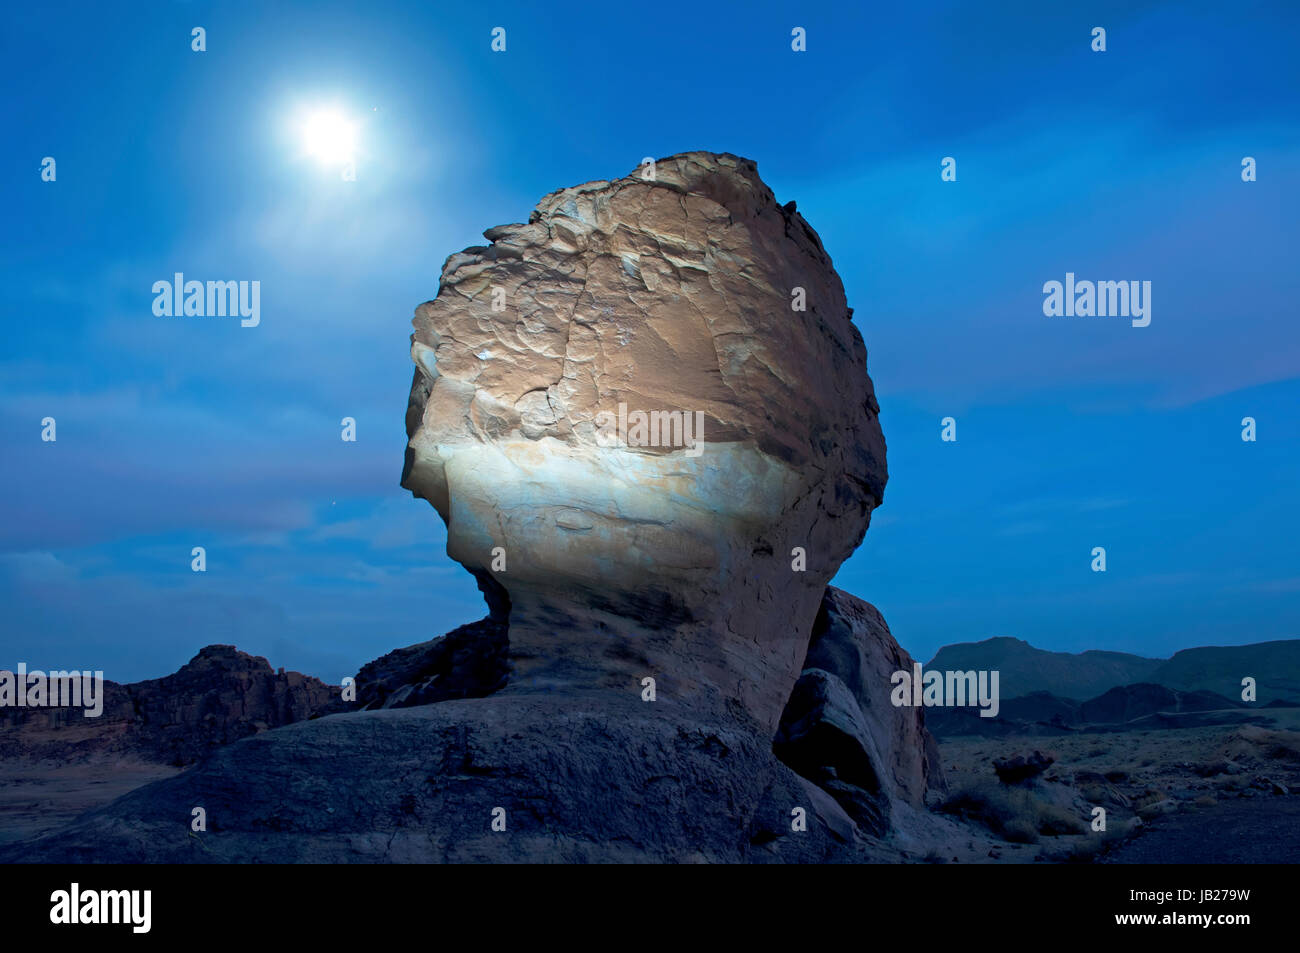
[940,779,1086,843]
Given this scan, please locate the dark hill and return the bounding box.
[926,637,1161,700]
[1078,683,1243,724]
[1151,641,1300,703]
[926,637,1300,703]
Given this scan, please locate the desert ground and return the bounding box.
[933,709,1300,862]
[0,760,182,848]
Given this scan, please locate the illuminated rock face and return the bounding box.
[401,152,886,732]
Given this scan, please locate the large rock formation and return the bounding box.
[401,152,886,732]
[1,153,960,864]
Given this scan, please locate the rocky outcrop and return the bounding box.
[354,616,508,710]
[992,750,1056,785]
[2,153,959,864]
[775,588,944,833]
[2,692,913,863]
[0,646,341,766]
[401,151,886,733]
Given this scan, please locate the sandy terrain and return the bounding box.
[0,759,183,848]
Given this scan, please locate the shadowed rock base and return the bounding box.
[2,692,925,863]
[0,587,957,863]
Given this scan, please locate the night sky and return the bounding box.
[2,0,1297,682]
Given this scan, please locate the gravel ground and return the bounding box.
[1099,798,1300,863]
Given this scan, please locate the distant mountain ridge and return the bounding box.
[1151,641,1300,704]
[924,682,1275,738]
[0,645,342,765]
[927,637,1300,703]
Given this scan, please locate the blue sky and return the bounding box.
[2,0,1297,683]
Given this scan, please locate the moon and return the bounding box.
[299,107,358,165]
